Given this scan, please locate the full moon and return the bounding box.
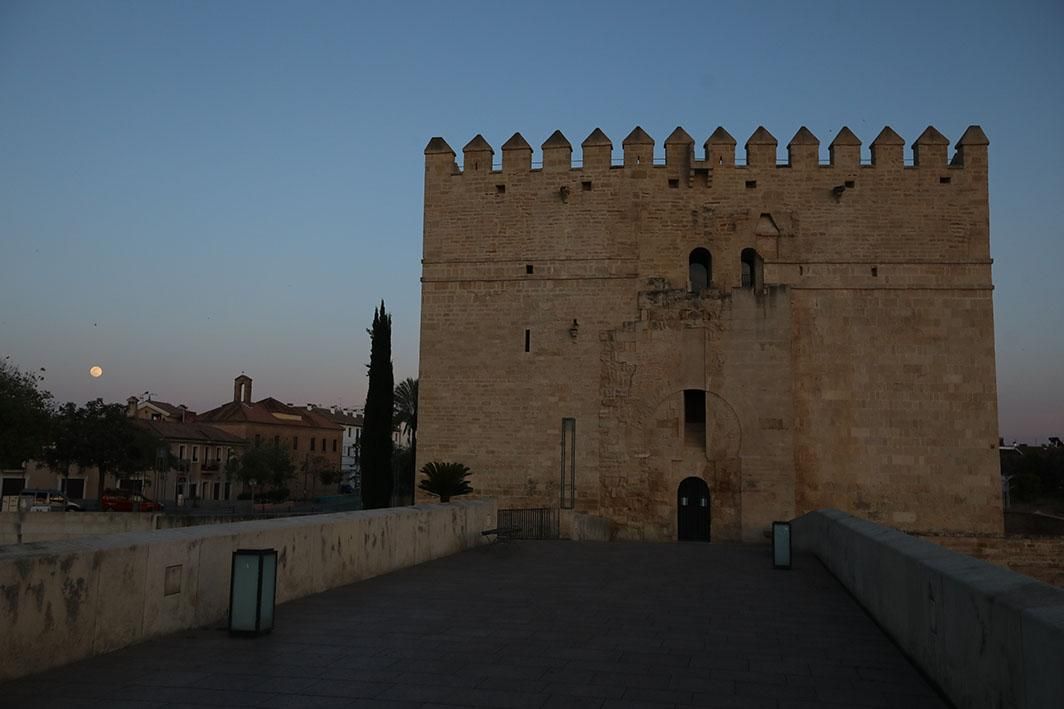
[89,365,103,378]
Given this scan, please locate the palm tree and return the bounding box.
[393,377,418,501]
[418,461,472,503]
[393,377,418,448]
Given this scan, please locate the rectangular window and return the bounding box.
[684,390,707,448]
[524,329,531,353]
[310,438,316,451]
[176,482,184,498]
[293,436,298,450]
[179,445,186,460]
[560,418,576,509]
[192,446,198,462]
[213,482,221,500]
[224,482,231,500]
[333,439,337,453]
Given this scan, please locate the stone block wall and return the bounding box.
[921,534,1064,588]
[419,124,1001,541]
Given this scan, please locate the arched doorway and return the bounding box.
[677,477,710,541]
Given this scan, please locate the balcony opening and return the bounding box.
[740,248,763,289]
[689,248,712,293]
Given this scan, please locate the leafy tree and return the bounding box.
[302,454,340,488]
[391,444,413,500]
[1009,443,1064,504]
[393,377,418,500]
[318,468,341,487]
[418,461,473,503]
[45,399,164,498]
[0,357,54,468]
[225,443,295,493]
[361,301,394,509]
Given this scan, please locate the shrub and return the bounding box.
[262,487,290,503]
[418,461,473,503]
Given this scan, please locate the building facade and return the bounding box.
[417,124,1002,541]
[197,375,344,497]
[308,406,363,487]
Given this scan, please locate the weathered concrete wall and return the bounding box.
[0,500,496,682]
[793,509,1064,709]
[559,509,611,541]
[0,512,278,546]
[920,533,1064,588]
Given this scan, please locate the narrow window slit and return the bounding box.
[684,390,707,449]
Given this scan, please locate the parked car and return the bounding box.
[100,488,164,512]
[19,489,82,512]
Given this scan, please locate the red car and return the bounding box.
[101,489,164,512]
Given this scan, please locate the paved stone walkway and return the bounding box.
[2,542,949,708]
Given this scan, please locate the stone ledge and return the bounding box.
[793,509,1064,709]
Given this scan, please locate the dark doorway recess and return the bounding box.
[677,477,710,542]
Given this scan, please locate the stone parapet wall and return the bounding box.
[0,500,496,682]
[793,509,1064,709]
[0,511,282,546]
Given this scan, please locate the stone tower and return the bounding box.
[417,124,1001,541]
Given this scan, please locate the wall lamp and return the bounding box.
[772,521,792,569]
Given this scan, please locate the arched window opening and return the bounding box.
[741,248,763,289]
[689,248,712,293]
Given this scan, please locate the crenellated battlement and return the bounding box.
[425,125,989,175]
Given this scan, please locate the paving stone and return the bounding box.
[0,542,948,709]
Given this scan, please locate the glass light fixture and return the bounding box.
[229,548,277,635]
[772,521,791,570]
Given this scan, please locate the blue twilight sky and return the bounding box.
[1,1,1061,441]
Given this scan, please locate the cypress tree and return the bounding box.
[360,301,394,509]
